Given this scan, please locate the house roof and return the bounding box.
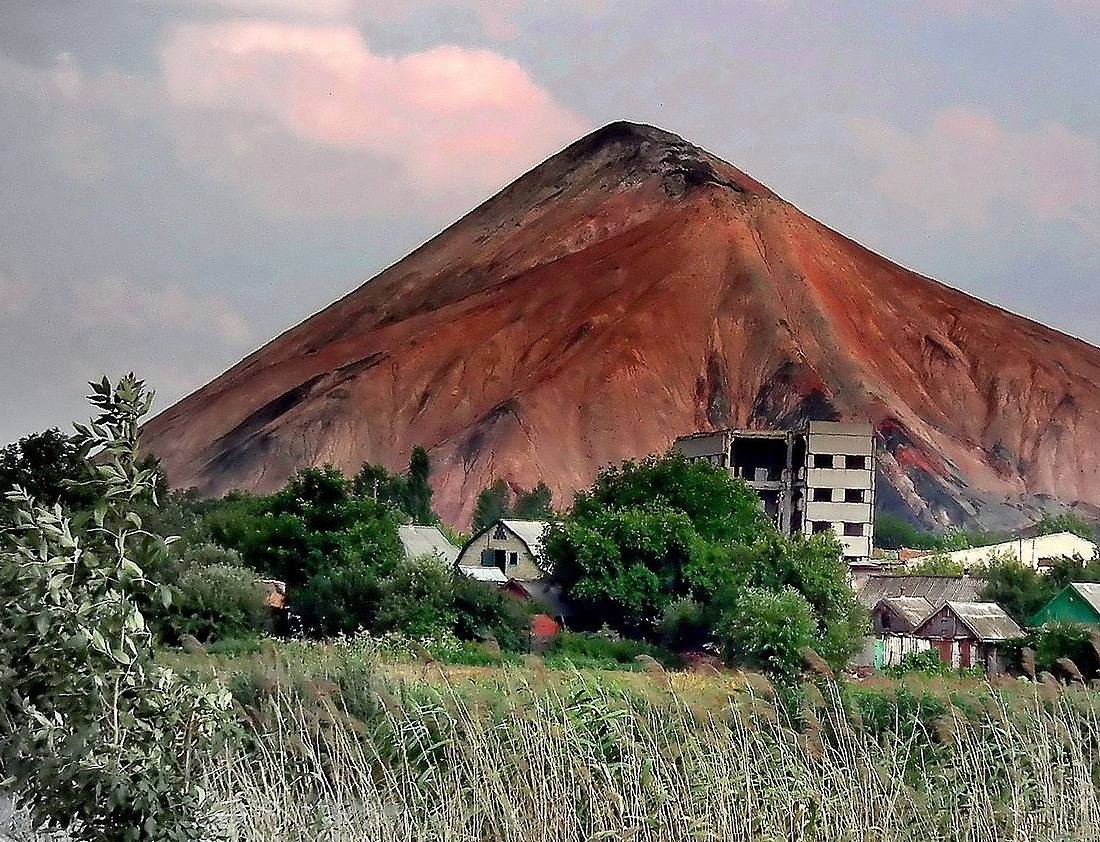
[1068,582,1100,615]
[857,575,985,609]
[500,519,549,560]
[398,525,460,565]
[457,565,509,583]
[920,602,1024,642]
[878,596,933,629]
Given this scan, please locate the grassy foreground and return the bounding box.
[9,638,1100,841]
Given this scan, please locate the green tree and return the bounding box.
[1033,510,1097,541]
[0,374,231,840]
[472,479,511,531]
[578,452,768,544]
[0,427,96,515]
[403,445,434,524]
[907,553,966,576]
[977,555,1051,624]
[513,481,554,519]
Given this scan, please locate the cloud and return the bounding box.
[851,107,1100,240]
[157,20,586,214]
[69,275,253,345]
[0,268,257,444]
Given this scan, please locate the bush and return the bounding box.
[375,555,457,638]
[657,597,710,650]
[543,630,680,670]
[0,374,232,841]
[718,588,817,681]
[886,649,957,678]
[171,562,273,644]
[452,575,532,652]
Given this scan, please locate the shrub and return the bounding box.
[0,374,232,841]
[543,630,680,670]
[171,562,273,644]
[375,555,457,638]
[717,588,817,681]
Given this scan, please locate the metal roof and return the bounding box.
[457,565,508,583]
[500,519,549,562]
[1069,583,1100,615]
[857,575,986,608]
[398,525,459,565]
[942,602,1024,642]
[878,596,934,629]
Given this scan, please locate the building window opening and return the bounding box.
[509,551,518,567]
[845,455,867,470]
[812,487,832,502]
[843,522,865,537]
[844,488,865,503]
[812,521,831,534]
[813,454,835,469]
[881,612,892,630]
[494,549,508,571]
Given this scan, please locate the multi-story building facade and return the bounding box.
[674,420,875,562]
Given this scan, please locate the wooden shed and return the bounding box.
[912,601,1024,672]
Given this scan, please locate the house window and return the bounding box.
[494,549,507,571]
[843,522,865,537]
[881,612,892,630]
[492,524,507,540]
[813,454,834,469]
[812,487,832,502]
[480,549,497,567]
[812,521,831,534]
[509,552,518,567]
[845,455,867,470]
[844,488,865,503]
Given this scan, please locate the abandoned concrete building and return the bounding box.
[674,420,876,562]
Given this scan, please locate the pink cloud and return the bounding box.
[852,107,1100,239]
[159,21,586,213]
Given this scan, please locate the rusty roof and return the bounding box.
[857,575,985,609]
[878,596,934,629]
[916,602,1024,642]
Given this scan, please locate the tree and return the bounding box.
[472,479,511,532]
[977,555,1051,624]
[403,445,434,524]
[907,554,966,576]
[0,374,231,840]
[577,452,768,544]
[513,481,553,519]
[544,452,865,677]
[0,427,96,515]
[1034,510,1097,541]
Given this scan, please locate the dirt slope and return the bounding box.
[142,122,1100,529]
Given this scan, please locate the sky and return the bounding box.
[2,1,1099,445]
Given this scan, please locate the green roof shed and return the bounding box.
[1029,583,1100,627]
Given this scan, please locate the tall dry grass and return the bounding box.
[197,661,1100,842]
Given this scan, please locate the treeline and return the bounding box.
[0,429,532,648]
[2,387,869,682]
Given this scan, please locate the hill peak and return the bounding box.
[545,120,779,201]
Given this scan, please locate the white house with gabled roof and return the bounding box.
[455,518,550,582]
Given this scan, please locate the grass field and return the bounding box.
[8,637,1100,841]
[192,639,1100,841]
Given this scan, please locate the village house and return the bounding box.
[856,574,987,669]
[454,518,569,639]
[905,532,1098,573]
[1030,582,1100,627]
[455,519,550,581]
[397,524,460,566]
[911,601,1024,672]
